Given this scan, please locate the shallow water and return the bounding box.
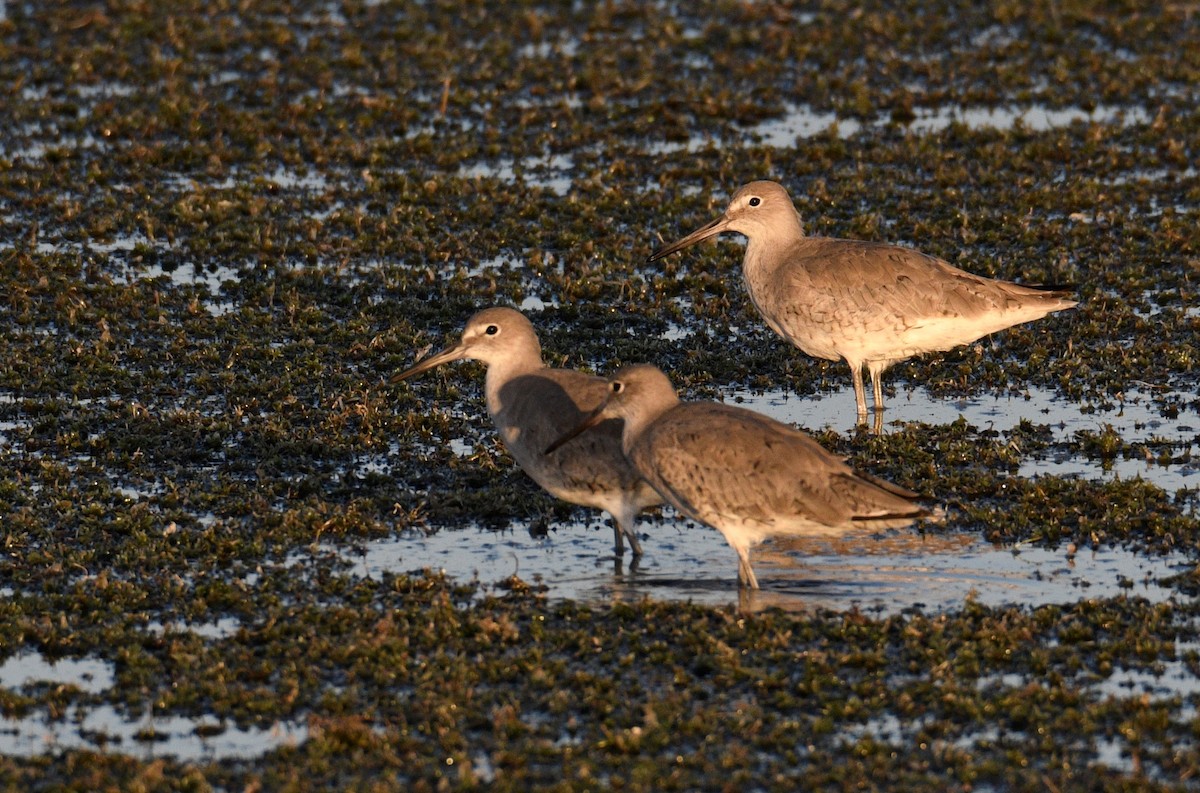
[0,651,114,695]
[315,379,1200,616]
[5,2,1198,782]
[459,153,574,195]
[19,393,1190,762]
[0,705,307,761]
[321,518,1188,616]
[730,381,1200,490]
[732,380,1192,437]
[742,102,1151,148]
[0,650,306,760]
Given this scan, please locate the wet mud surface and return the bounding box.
[3,1,1200,790]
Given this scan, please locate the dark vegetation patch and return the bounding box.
[2,0,1200,789]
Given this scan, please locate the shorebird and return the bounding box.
[546,364,932,588]
[648,181,1077,424]
[391,307,661,557]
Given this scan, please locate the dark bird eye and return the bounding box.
[485,325,499,335]
[610,381,622,393]
[748,197,761,207]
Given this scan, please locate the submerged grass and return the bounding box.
[2,0,1200,789]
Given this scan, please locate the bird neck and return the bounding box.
[620,392,680,455]
[743,210,805,274]
[483,346,544,417]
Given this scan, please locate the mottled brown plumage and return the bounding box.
[649,181,1077,423]
[547,365,932,588]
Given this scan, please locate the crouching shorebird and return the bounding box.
[648,181,1077,425]
[546,364,933,589]
[390,307,661,558]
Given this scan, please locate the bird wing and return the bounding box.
[629,403,920,531]
[779,238,1021,327]
[494,369,644,495]
[759,237,1074,358]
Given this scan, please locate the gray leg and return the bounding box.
[849,364,869,423]
[736,547,760,589]
[868,362,889,434]
[868,361,888,415]
[612,507,643,558]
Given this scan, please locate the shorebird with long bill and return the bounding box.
[547,364,934,588]
[392,307,662,558]
[649,181,1077,426]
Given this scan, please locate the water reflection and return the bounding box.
[345,382,1199,613]
[314,518,1188,615]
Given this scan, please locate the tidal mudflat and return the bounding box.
[3,2,1200,790]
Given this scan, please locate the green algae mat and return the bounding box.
[3,1,1200,790]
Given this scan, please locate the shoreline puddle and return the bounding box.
[314,519,1190,615]
[0,651,305,761]
[0,706,307,762]
[728,382,1200,491]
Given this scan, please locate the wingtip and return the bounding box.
[1029,283,1080,301]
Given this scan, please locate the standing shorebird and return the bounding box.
[391,307,661,558]
[648,181,1077,425]
[546,364,932,589]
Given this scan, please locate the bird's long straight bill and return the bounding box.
[389,343,466,383]
[647,214,729,262]
[544,408,608,455]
